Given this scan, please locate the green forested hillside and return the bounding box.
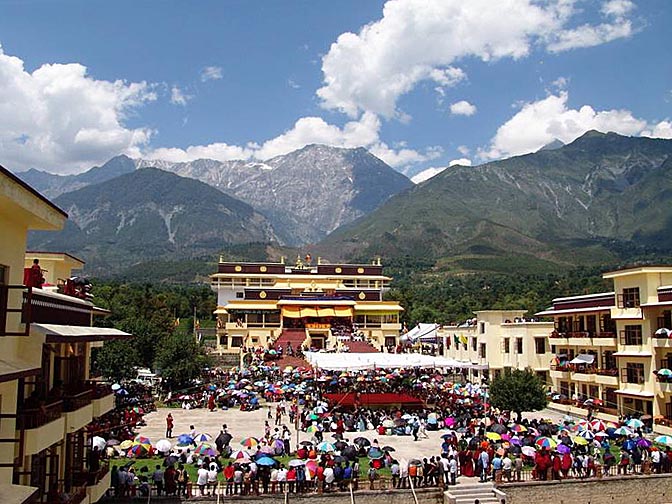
[318,132,672,273]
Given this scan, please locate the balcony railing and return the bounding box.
[17,399,63,430]
[0,285,32,336]
[63,389,92,412]
[72,461,109,487]
[87,382,113,399]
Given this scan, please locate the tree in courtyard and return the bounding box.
[154,332,210,389]
[488,368,547,422]
[93,339,140,381]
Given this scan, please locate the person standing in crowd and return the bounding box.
[152,465,164,496]
[165,413,174,438]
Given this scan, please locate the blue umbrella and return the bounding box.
[623,439,636,451]
[256,456,277,466]
[177,434,194,446]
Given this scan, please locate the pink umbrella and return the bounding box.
[444,417,456,427]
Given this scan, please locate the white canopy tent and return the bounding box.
[400,323,441,344]
[569,353,595,365]
[303,351,480,371]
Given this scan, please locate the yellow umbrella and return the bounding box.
[572,436,588,446]
[119,440,133,450]
[485,432,501,441]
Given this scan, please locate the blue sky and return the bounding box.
[0,0,670,180]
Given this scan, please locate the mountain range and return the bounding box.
[22,145,412,246]
[19,131,672,278]
[317,131,672,273]
[28,168,277,274]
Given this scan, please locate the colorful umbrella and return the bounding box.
[626,419,644,429]
[306,425,319,434]
[521,446,536,457]
[134,435,151,445]
[510,424,527,433]
[590,419,606,431]
[317,441,335,453]
[535,437,557,449]
[240,437,260,449]
[256,456,277,466]
[129,442,150,456]
[231,449,251,460]
[613,427,633,436]
[655,435,672,446]
[658,368,672,377]
[195,433,213,443]
[195,443,217,457]
[577,430,595,440]
[177,434,194,446]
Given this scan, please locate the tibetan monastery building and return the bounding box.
[210,257,403,354]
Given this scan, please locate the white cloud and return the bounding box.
[317,0,636,118]
[411,157,471,184]
[144,111,440,169]
[602,0,635,18]
[641,121,672,139]
[411,166,446,184]
[0,45,155,174]
[450,100,477,116]
[457,145,470,156]
[449,158,472,167]
[479,91,650,160]
[200,66,223,82]
[143,143,255,163]
[170,85,191,106]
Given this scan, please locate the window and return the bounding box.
[621,325,643,345]
[479,322,486,334]
[599,313,616,335]
[516,338,523,354]
[551,344,557,354]
[602,351,616,369]
[230,336,243,347]
[586,315,597,335]
[622,362,645,384]
[471,338,477,351]
[535,338,546,354]
[619,287,640,308]
[479,343,486,359]
[0,264,7,284]
[504,338,510,354]
[236,292,244,298]
[557,317,572,334]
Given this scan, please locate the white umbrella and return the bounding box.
[156,439,172,453]
[111,383,121,391]
[92,436,106,451]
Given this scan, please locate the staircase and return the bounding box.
[445,482,499,504]
[347,339,380,353]
[272,328,307,351]
[268,329,309,368]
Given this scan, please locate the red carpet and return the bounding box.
[323,392,425,409]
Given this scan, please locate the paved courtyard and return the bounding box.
[135,404,570,463]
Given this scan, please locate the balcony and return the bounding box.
[595,369,619,386]
[565,331,618,347]
[18,400,66,456]
[89,383,115,418]
[653,334,672,348]
[63,389,93,432]
[550,365,570,379]
[570,369,596,383]
[0,285,31,336]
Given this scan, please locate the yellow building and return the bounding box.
[0,165,130,503]
[211,257,403,353]
[538,266,672,430]
[439,310,554,383]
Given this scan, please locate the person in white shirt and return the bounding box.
[207,466,218,494]
[324,466,335,491]
[276,466,287,493]
[197,466,209,496]
[502,456,512,482]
